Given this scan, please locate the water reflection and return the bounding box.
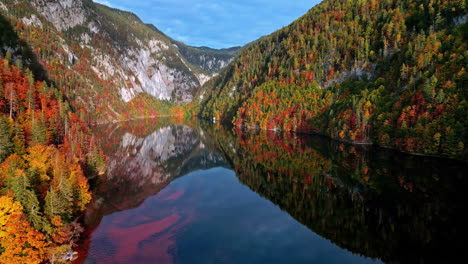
[209,123,468,263]
[82,119,227,227]
[78,118,467,263]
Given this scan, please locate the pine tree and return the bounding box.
[44,188,69,220]
[0,115,13,162]
[4,50,12,63]
[5,166,49,233]
[31,115,48,146]
[12,122,26,156]
[5,83,17,118]
[0,81,4,111]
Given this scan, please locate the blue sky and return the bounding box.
[93,0,320,49]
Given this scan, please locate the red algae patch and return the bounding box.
[163,191,185,201]
[109,214,181,263]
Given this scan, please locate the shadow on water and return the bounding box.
[202,121,468,264]
[79,118,467,263]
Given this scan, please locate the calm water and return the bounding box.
[76,118,467,264]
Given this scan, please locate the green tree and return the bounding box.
[0,116,13,162]
[31,115,48,146]
[12,122,26,156]
[44,187,72,220]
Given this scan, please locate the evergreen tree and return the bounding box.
[0,115,13,162]
[44,188,70,220]
[12,122,26,156]
[31,115,48,146]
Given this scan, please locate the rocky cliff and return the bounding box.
[0,0,237,121]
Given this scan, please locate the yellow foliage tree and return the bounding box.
[24,144,53,182]
[0,195,48,264]
[68,164,92,211]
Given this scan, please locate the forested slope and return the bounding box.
[0,1,108,262]
[199,0,468,160]
[0,50,106,263]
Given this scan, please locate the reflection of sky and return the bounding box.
[92,0,320,48]
[86,168,380,264]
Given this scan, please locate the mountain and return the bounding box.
[144,23,240,74]
[171,41,241,74]
[0,0,237,123]
[198,0,468,160]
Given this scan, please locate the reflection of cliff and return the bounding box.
[108,125,198,188]
[84,120,227,230]
[201,123,468,264]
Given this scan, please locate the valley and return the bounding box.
[0,0,466,263]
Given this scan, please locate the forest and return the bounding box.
[198,0,468,161]
[0,5,109,261]
[0,51,109,262]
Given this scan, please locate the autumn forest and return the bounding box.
[199,0,467,161]
[0,0,467,263]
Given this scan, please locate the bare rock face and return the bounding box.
[122,44,198,103]
[29,0,200,104]
[31,0,87,31]
[0,2,8,12]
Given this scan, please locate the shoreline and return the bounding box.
[212,119,466,162]
[90,114,185,126]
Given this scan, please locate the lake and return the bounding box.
[75,118,467,264]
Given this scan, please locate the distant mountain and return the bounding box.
[171,41,241,74]
[0,0,238,122]
[198,0,468,160]
[144,23,240,74]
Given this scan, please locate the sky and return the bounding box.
[92,0,320,49]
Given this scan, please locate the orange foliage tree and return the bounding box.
[0,195,47,264]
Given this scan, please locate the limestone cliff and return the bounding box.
[0,0,238,121]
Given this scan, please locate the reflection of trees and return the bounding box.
[84,119,467,263]
[201,121,467,263]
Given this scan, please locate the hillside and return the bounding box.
[0,35,105,264]
[198,0,468,161]
[0,0,237,123]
